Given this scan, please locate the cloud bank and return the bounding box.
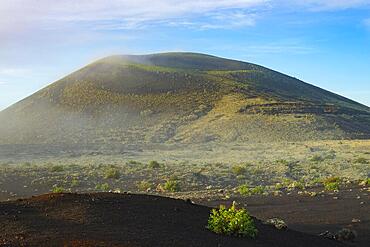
[0,0,268,32]
[1,0,370,33]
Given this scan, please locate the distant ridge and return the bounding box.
[0,52,369,144]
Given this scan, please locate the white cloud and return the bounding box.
[165,11,258,30]
[0,0,268,31]
[1,0,369,33]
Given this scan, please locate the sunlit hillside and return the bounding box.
[0,52,369,144]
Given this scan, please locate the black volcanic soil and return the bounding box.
[0,193,349,247]
[196,185,369,247]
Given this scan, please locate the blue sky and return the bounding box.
[0,0,369,110]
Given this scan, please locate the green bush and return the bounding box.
[137,180,152,191]
[288,181,305,190]
[359,178,370,186]
[274,183,283,190]
[238,185,265,196]
[323,176,340,184]
[238,184,251,195]
[70,178,80,187]
[104,168,120,179]
[50,165,64,172]
[148,160,161,169]
[232,165,247,176]
[52,186,64,193]
[163,179,180,192]
[251,185,265,195]
[207,202,258,238]
[95,183,110,191]
[325,182,339,191]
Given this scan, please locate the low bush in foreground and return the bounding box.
[207,202,258,238]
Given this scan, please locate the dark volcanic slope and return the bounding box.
[0,52,369,144]
[201,184,370,247]
[0,193,348,247]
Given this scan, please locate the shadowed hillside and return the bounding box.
[0,52,369,144]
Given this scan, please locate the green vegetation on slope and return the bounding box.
[0,52,369,144]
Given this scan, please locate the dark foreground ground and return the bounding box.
[195,185,370,247]
[0,193,351,247]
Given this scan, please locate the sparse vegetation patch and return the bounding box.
[163,179,181,192]
[104,168,120,179]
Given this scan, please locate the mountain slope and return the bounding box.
[0,52,369,144]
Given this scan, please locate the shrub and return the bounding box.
[50,165,64,172]
[238,185,265,196]
[137,180,152,191]
[335,228,357,242]
[276,159,289,165]
[52,186,64,193]
[310,155,324,163]
[274,183,283,190]
[207,202,258,238]
[323,177,340,184]
[288,181,305,190]
[148,160,161,169]
[70,178,80,187]
[251,186,265,195]
[359,178,370,186]
[95,183,110,191]
[325,182,339,191]
[238,184,251,195]
[232,165,247,176]
[127,160,142,165]
[163,179,180,192]
[354,157,368,164]
[104,168,120,179]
